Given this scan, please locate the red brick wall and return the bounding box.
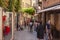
[43,0,60,8]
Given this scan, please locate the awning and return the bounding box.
[37,5,60,13]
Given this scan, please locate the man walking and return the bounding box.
[29,20,33,32]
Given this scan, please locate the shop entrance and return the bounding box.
[3,12,12,40]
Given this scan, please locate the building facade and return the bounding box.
[42,0,60,31]
[43,0,60,8]
[37,0,60,39]
[21,0,32,8]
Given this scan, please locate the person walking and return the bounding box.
[24,21,26,28]
[36,21,44,40]
[29,20,33,32]
[34,21,38,32]
[46,20,52,40]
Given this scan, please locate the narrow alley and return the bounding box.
[0,0,60,40]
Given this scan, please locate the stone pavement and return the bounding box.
[14,29,37,40]
[4,32,12,40]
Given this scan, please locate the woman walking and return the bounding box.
[46,20,52,40]
[36,21,44,40]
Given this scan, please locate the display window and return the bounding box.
[3,12,12,40]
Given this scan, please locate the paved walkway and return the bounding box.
[14,28,37,40]
[4,32,12,40]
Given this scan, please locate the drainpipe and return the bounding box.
[11,12,14,40]
[17,13,19,31]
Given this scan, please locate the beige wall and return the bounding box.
[50,13,60,31]
[43,0,60,8]
[0,7,3,40]
[21,0,31,8]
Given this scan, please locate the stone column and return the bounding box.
[0,7,3,40]
[10,12,14,40]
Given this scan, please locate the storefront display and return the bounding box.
[3,12,12,40]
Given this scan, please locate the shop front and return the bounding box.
[37,5,60,39]
[2,12,12,40]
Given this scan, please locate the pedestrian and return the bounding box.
[16,24,18,31]
[36,21,44,40]
[29,20,33,32]
[18,24,21,31]
[24,21,26,28]
[46,20,52,40]
[34,21,38,31]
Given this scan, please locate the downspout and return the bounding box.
[17,13,19,31]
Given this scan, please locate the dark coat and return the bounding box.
[36,23,44,39]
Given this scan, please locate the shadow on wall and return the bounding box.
[51,25,60,39]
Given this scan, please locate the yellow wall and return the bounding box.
[56,14,60,31]
[21,0,31,8]
[50,13,60,31]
